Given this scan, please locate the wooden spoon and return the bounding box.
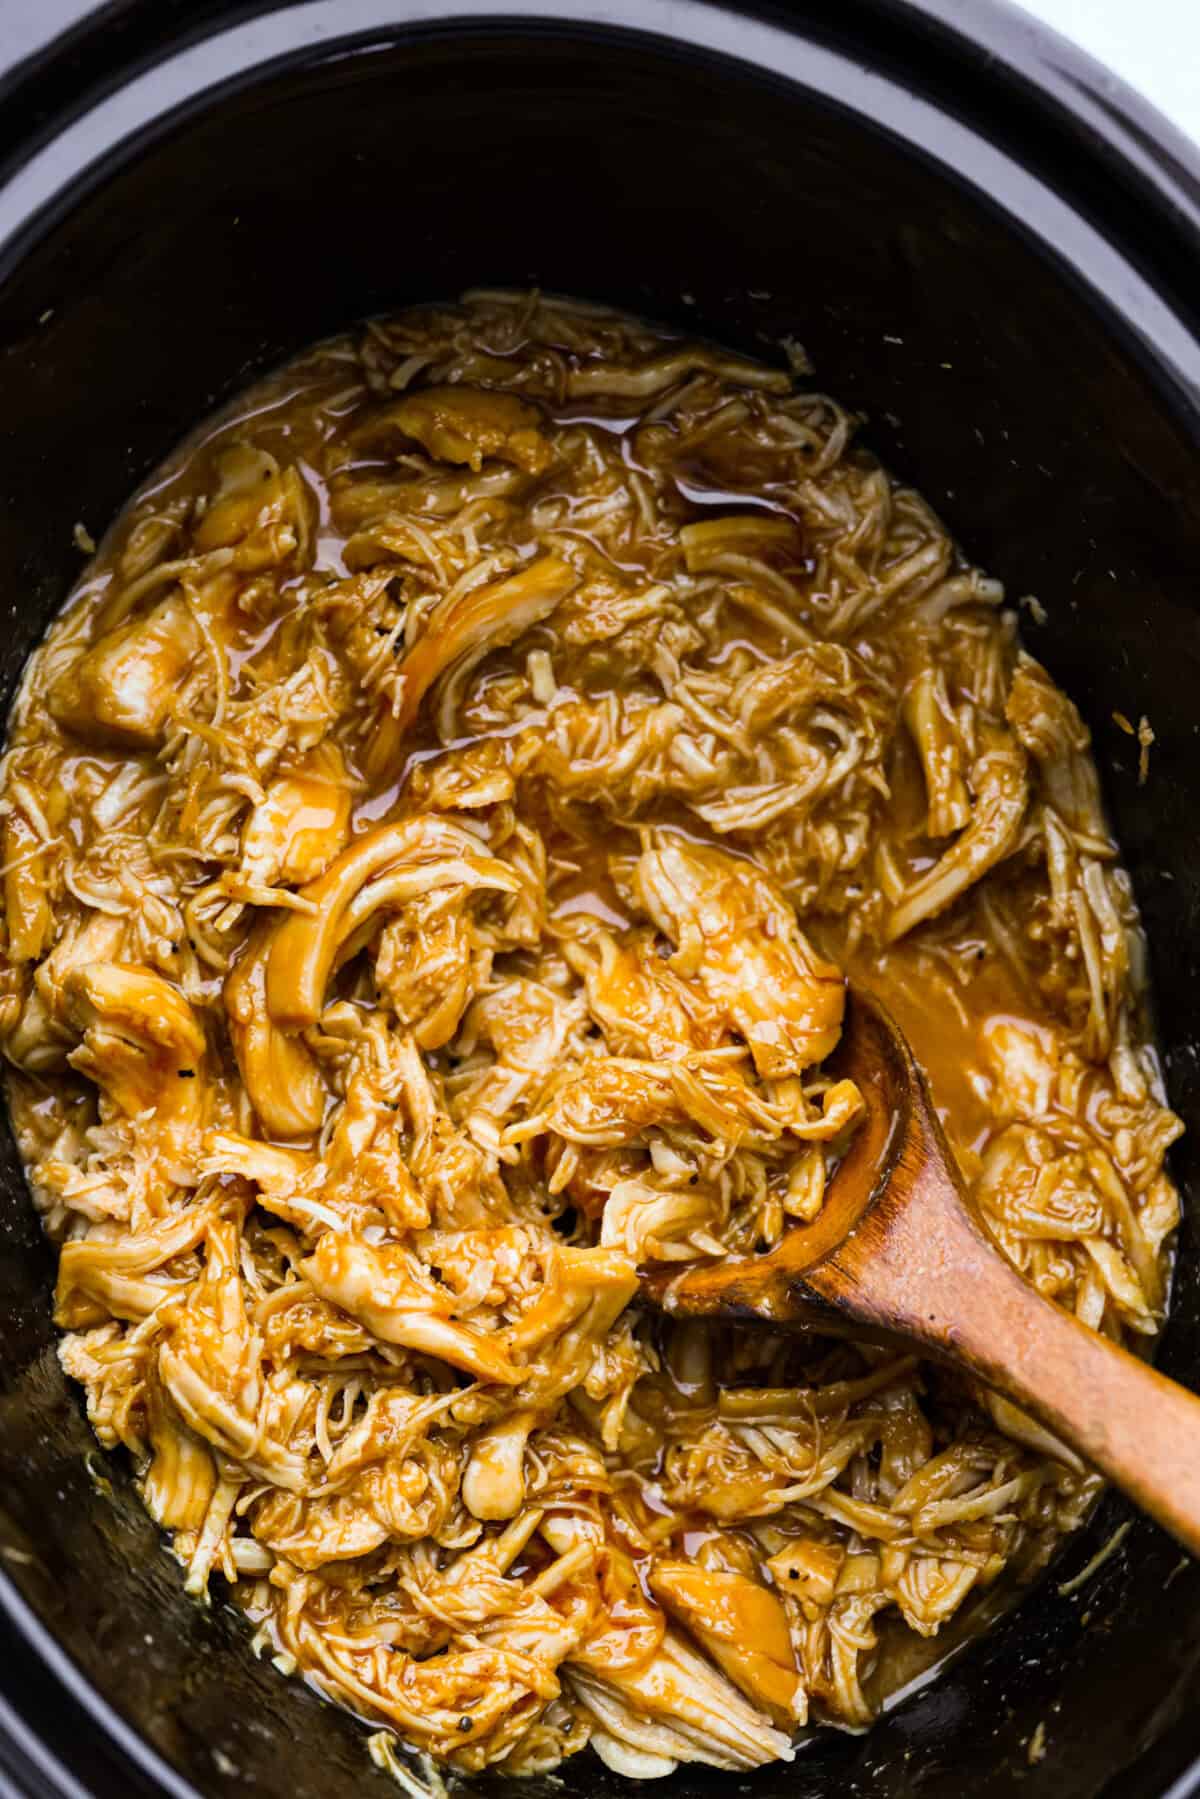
[644,986,1200,1557]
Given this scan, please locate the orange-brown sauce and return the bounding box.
[0,294,1179,1779]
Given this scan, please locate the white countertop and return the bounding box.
[1016,0,1199,144]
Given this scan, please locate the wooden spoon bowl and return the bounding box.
[644,987,1200,1556]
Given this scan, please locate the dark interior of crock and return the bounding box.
[2,17,1200,1799]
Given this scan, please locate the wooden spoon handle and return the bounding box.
[809,1130,1200,1557]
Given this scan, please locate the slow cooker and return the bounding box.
[1,3,1199,1795]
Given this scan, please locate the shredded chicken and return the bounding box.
[0,292,1179,1782]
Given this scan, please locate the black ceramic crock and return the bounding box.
[2,3,1200,1795]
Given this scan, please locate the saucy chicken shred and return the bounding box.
[0,292,1182,1781]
